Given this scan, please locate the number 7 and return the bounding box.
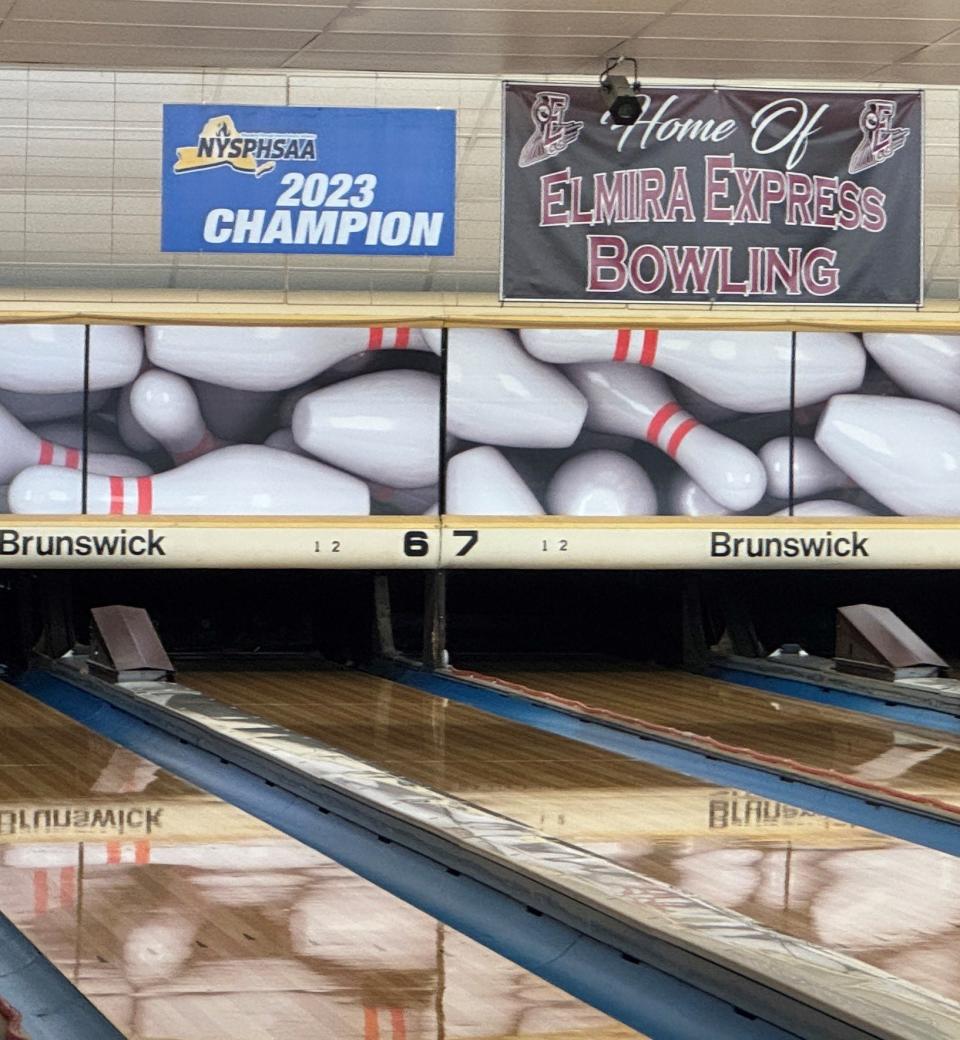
[452,529,479,556]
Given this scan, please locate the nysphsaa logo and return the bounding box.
[173,114,318,178]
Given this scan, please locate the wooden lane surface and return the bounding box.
[181,667,960,1006]
[0,681,641,1040]
[455,656,960,808]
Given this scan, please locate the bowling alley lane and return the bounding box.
[179,665,960,1005]
[451,656,960,808]
[0,680,642,1040]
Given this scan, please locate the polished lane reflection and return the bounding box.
[181,668,960,1006]
[461,656,960,800]
[0,682,641,1040]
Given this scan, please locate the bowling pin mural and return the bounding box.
[567,363,767,511]
[772,500,874,517]
[264,428,307,456]
[292,370,439,488]
[30,421,126,456]
[192,380,281,441]
[668,474,730,517]
[0,323,444,516]
[520,329,866,412]
[425,327,587,448]
[8,445,370,516]
[546,450,657,516]
[0,324,142,392]
[146,325,427,391]
[0,401,150,485]
[446,447,544,515]
[760,437,850,500]
[816,395,960,515]
[0,387,110,423]
[129,370,223,463]
[862,333,960,410]
[15,320,960,521]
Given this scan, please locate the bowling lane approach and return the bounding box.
[0,680,642,1040]
[179,666,960,1006]
[449,656,960,810]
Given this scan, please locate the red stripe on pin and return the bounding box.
[646,402,681,445]
[639,328,659,366]
[65,448,80,469]
[135,840,150,865]
[108,476,124,515]
[33,870,48,914]
[364,1008,379,1040]
[613,328,631,361]
[38,441,53,465]
[390,1009,406,1040]
[59,866,76,907]
[137,477,153,514]
[666,418,698,458]
[106,841,121,865]
[368,327,384,350]
[395,327,410,348]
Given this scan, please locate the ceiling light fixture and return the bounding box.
[599,56,643,126]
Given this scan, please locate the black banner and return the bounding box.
[501,85,923,305]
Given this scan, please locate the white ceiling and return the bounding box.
[2,0,960,83]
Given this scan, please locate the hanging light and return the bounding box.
[599,56,642,126]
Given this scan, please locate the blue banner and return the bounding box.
[161,104,456,255]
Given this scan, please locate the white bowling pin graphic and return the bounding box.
[447,447,543,515]
[772,499,873,516]
[0,324,143,392]
[427,327,587,448]
[129,370,222,463]
[546,450,657,516]
[117,384,162,454]
[30,421,126,456]
[816,395,960,515]
[146,325,427,391]
[521,329,865,412]
[0,387,110,423]
[292,370,439,488]
[9,445,369,516]
[863,333,960,409]
[0,401,150,484]
[192,380,281,441]
[668,474,730,516]
[760,436,850,499]
[567,363,766,511]
[264,428,308,456]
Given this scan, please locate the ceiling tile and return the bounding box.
[4,0,346,31]
[306,32,622,58]
[327,6,657,36]
[635,13,960,44]
[0,42,300,66]
[0,20,315,49]
[680,0,960,17]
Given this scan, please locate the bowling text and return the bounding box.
[710,530,870,559]
[0,806,163,837]
[540,158,889,298]
[0,529,167,557]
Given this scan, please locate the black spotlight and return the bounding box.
[599,57,642,126]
